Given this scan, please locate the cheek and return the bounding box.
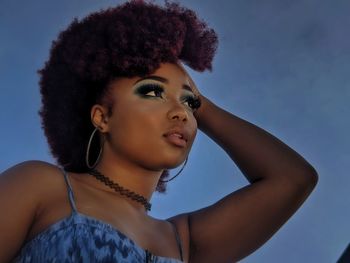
[107,102,198,168]
[188,113,198,141]
[107,106,163,152]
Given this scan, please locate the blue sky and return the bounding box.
[1,0,349,262]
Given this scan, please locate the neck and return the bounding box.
[92,153,163,211]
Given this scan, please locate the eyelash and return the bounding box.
[136,84,201,111]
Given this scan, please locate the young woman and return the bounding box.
[0,1,318,262]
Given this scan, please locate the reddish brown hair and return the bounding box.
[39,0,218,192]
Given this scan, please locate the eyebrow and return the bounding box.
[134,75,194,93]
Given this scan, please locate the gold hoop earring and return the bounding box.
[86,127,103,169]
[159,157,188,183]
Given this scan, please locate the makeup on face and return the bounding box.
[133,76,201,112]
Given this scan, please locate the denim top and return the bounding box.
[13,169,184,263]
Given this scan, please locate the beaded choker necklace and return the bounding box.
[88,169,152,211]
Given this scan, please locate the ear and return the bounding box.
[90,104,110,132]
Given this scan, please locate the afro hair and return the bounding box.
[39,0,218,192]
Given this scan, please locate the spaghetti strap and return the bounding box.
[60,167,78,213]
[168,221,184,261]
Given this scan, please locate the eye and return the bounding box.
[135,83,164,98]
[182,95,202,112]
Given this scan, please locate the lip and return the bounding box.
[163,134,187,147]
[163,127,189,148]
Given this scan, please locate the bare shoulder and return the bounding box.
[0,160,63,261]
[1,160,63,188]
[167,213,190,262]
[0,160,66,215]
[0,160,65,218]
[0,160,66,222]
[2,160,60,178]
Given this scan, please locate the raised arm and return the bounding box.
[182,94,318,262]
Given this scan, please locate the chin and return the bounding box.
[141,147,189,170]
[161,156,187,170]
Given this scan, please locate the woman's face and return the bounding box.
[101,63,198,171]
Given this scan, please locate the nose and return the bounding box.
[167,102,188,122]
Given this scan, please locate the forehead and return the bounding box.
[149,62,191,86]
[107,63,192,97]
